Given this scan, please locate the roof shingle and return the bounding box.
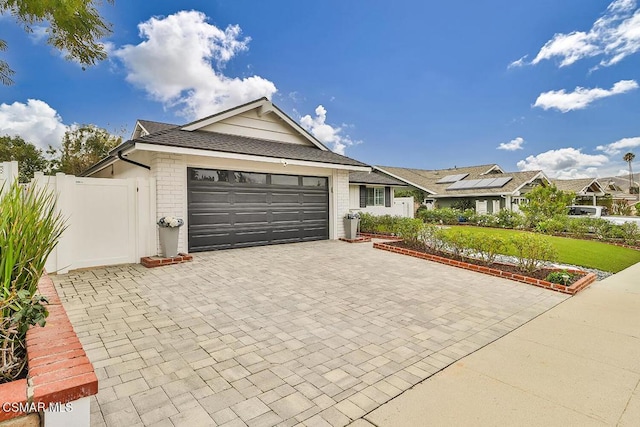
[134,128,368,168]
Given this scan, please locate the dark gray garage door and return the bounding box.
[187,168,329,251]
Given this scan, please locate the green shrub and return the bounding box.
[418,224,444,251]
[475,213,499,228]
[545,270,575,285]
[520,185,575,228]
[394,218,424,246]
[535,215,568,234]
[358,212,376,233]
[509,233,558,274]
[465,234,506,264]
[495,209,524,229]
[1,181,66,382]
[566,217,592,237]
[591,218,614,240]
[440,230,471,258]
[460,209,478,224]
[635,202,640,217]
[417,207,461,225]
[621,222,640,246]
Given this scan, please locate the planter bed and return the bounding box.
[374,240,596,295]
[0,274,98,424]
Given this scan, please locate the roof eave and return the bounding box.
[373,166,437,195]
[133,142,370,171]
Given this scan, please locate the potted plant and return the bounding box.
[157,216,184,258]
[344,212,361,239]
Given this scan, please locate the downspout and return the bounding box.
[117,150,150,170]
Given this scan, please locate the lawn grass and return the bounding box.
[443,225,640,273]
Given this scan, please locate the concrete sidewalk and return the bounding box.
[360,262,640,426]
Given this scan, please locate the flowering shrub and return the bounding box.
[157,216,184,228]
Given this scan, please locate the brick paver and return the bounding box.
[53,240,567,426]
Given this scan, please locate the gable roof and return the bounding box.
[349,171,407,186]
[180,97,329,151]
[137,120,176,135]
[375,164,548,197]
[551,178,605,195]
[598,175,639,193]
[82,99,370,176]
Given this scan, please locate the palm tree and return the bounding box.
[623,152,637,200]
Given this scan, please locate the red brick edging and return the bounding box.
[374,241,597,295]
[0,274,98,422]
[141,253,193,268]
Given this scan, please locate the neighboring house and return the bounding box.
[82,98,369,254]
[375,164,550,213]
[598,175,640,205]
[348,171,414,217]
[551,178,606,206]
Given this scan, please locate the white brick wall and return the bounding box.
[151,153,187,254]
[335,169,350,238]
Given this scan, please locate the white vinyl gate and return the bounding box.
[32,172,156,274]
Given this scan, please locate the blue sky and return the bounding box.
[1,0,639,178]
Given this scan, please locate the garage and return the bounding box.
[187,167,329,251]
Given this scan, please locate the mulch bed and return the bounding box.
[387,240,581,285]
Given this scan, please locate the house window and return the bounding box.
[234,172,267,184]
[366,187,385,206]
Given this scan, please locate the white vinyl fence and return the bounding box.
[31,172,156,274]
[0,161,19,194]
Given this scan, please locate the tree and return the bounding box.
[0,135,49,182]
[520,184,575,228]
[623,152,637,199]
[52,125,121,175]
[0,0,113,85]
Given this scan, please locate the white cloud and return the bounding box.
[596,136,640,155]
[300,105,360,155]
[497,137,525,151]
[28,26,48,43]
[517,147,609,178]
[0,99,67,150]
[526,0,640,68]
[112,11,277,120]
[508,55,528,68]
[533,79,638,112]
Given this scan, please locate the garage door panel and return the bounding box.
[188,168,329,252]
[189,190,231,204]
[271,193,301,204]
[189,212,231,226]
[234,191,269,204]
[272,211,302,222]
[234,211,269,224]
[302,194,328,204]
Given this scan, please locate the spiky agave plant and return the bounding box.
[0,180,66,382]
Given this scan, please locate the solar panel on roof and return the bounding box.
[489,177,512,188]
[446,176,513,190]
[435,173,469,184]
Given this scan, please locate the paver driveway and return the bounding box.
[52,240,568,426]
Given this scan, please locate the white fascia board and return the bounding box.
[431,193,508,198]
[373,166,437,194]
[481,164,504,175]
[134,142,370,172]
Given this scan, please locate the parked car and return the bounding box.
[567,205,640,226]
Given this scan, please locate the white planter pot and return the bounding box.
[159,227,180,258]
[344,218,360,239]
